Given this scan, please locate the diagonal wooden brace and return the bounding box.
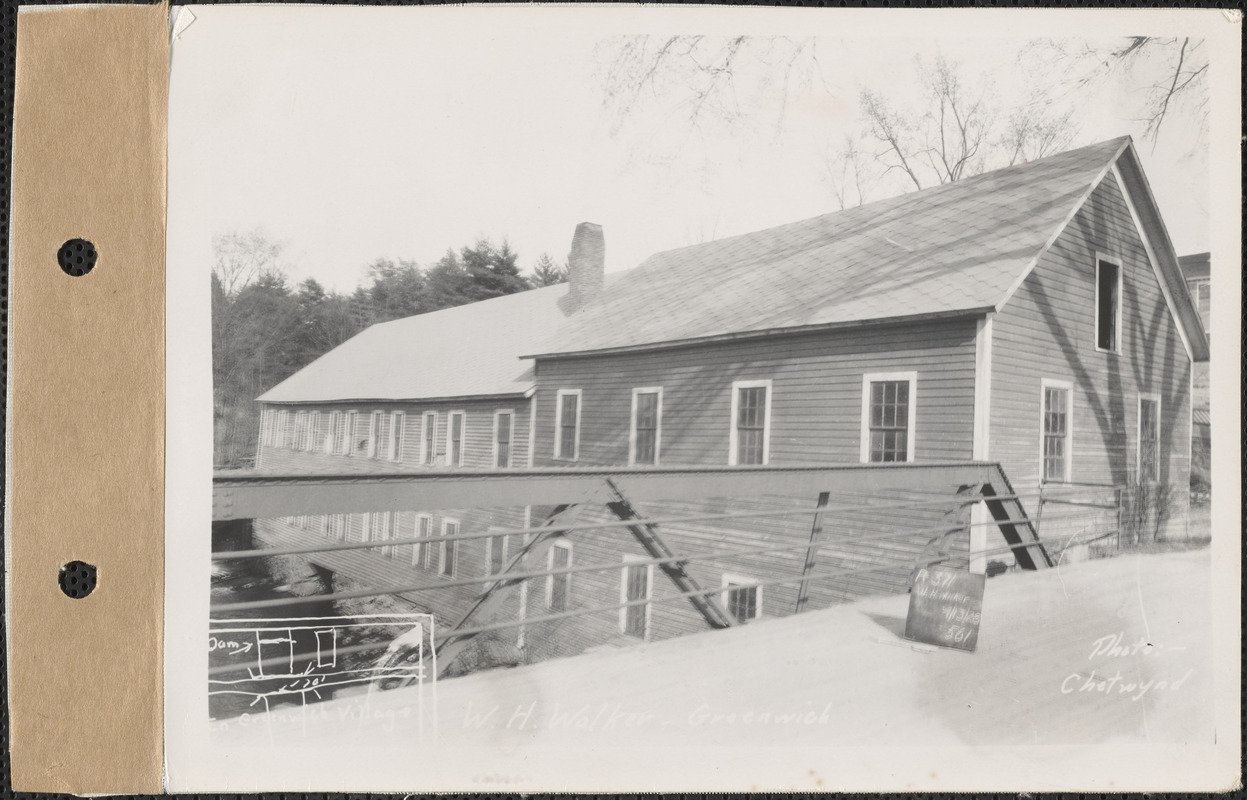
[604,479,736,629]
[435,503,584,676]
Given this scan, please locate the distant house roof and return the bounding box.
[1178,252,1210,281]
[259,285,568,404]
[527,137,1209,363]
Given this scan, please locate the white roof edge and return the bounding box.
[258,389,533,406]
[522,307,992,360]
[1109,156,1202,363]
[994,137,1131,314]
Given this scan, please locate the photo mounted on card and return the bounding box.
[161,5,1241,792]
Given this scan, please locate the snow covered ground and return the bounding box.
[215,546,1213,752]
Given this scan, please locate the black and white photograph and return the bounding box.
[165,6,1240,792]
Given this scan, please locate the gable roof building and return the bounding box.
[258,137,1206,412]
[527,137,1207,363]
[257,285,565,405]
[244,136,1207,675]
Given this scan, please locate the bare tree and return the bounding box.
[599,39,1080,206]
[598,38,1105,213]
[858,87,927,191]
[597,35,830,140]
[212,228,285,296]
[1029,37,1209,145]
[916,56,991,183]
[1000,91,1078,166]
[823,133,874,209]
[858,57,1007,191]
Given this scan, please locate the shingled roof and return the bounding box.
[261,137,1207,406]
[259,284,567,404]
[526,137,1205,362]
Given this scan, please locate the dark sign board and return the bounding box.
[904,565,985,652]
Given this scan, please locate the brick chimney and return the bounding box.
[565,222,604,313]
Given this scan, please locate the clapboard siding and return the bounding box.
[533,318,978,468]
[256,397,531,472]
[251,486,980,667]
[253,505,529,627]
[991,172,1191,534]
[515,490,973,660]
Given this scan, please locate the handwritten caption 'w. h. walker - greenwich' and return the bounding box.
[461,700,836,732]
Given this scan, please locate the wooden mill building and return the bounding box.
[246,137,1208,667]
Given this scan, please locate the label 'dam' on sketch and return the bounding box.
[208,614,434,720]
[904,566,985,652]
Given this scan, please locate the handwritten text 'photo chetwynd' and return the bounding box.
[1060,632,1193,702]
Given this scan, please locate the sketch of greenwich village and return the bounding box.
[164,5,1240,792]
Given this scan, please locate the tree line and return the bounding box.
[213,231,568,467]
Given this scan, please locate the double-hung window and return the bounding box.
[1138,394,1161,484]
[440,519,459,578]
[729,380,771,466]
[494,410,514,468]
[329,411,343,454]
[554,390,582,461]
[421,411,438,465]
[861,372,917,463]
[345,410,358,455]
[547,541,573,612]
[448,411,466,466]
[380,512,397,558]
[721,575,762,623]
[486,530,507,576]
[367,411,382,458]
[387,411,405,462]
[630,388,662,466]
[619,556,653,639]
[548,543,571,610]
[366,512,396,558]
[308,411,321,453]
[1041,379,1073,483]
[1095,256,1122,353]
[412,514,432,568]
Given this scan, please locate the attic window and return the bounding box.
[1095,258,1121,353]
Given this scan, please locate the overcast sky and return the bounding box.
[168,6,1225,294]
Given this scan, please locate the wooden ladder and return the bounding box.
[604,479,737,630]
